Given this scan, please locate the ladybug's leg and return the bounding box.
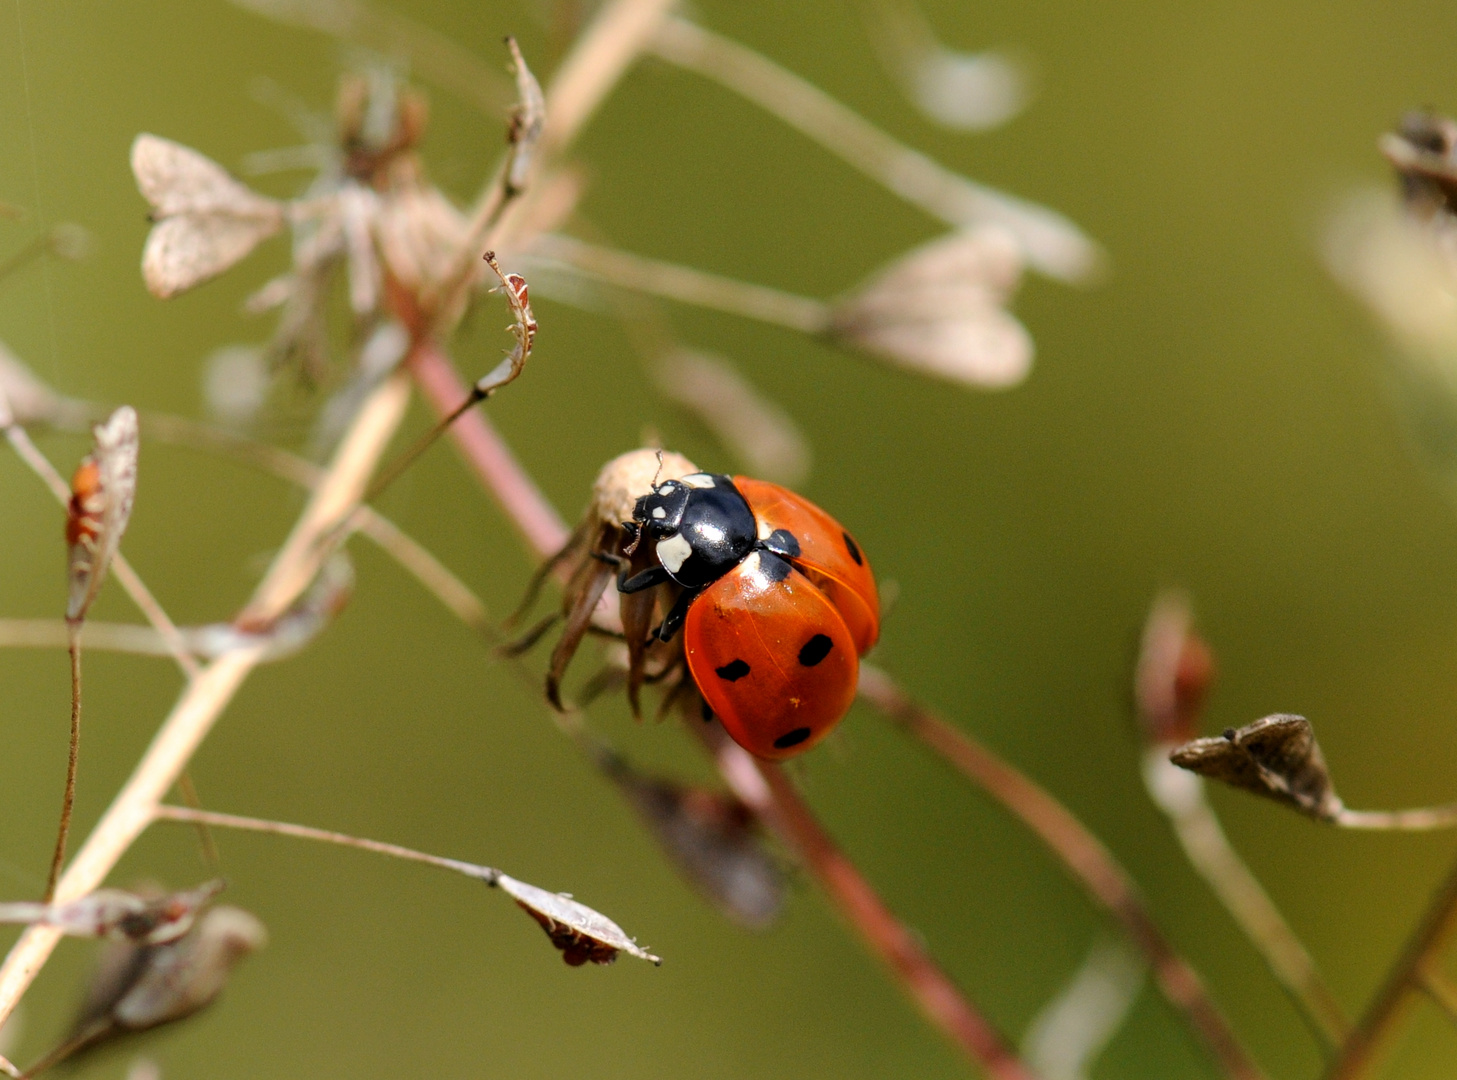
[618,564,674,594]
[655,587,698,642]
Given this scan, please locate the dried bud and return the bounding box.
[1169,714,1342,821]
[0,880,224,945]
[66,406,139,624]
[831,226,1032,388]
[1381,111,1457,217]
[131,134,286,298]
[0,340,62,427]
[504,37,546,196]
[46,906,265,1070]
[1134,592,1216,747]
[602,754,783,929]
[590,448,699,528]
[656,351,811,486]
[496,874,660,966]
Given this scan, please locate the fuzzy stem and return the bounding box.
[1325,853,1457,1080]
[858,665,1266,1080]
[151,805,499,882]
[1335,806,1457,831]
[648,16,1100,283]
[44,624,83,902]
[527,234,832,332]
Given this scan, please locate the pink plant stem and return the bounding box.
[409,341,569,555]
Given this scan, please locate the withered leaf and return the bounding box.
[132,134,285,298]
[495,874,660,966]
[1169,714,1342,821]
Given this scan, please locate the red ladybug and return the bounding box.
[618,473,878,759]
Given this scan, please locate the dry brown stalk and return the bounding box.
[1325,852,1457,1080]
[857,665,1266,1080]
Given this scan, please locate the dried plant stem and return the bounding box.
[527,234,832,333]
[1334,807,1457,830]
[151,805,499,882]
[858,666,1265,1080]
[1141,749,1348,1048]
[648,16,1099,283]
[0,369,413,1031]
[701,729,1036,1078]
[1417,964,1457,1030]
[1326,853,1457,1080]
[43,626,83,903]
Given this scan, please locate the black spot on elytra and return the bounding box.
[715,659,751,681]
[842,531,863,566]
[774,727,812,750]
[758,552,792,583]
[798,634,834,667]
[764,528,800,558]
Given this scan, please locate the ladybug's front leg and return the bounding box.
[616,563,674,595]
[655,587,699,642]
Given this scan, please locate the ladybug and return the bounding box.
[617,473,878,760]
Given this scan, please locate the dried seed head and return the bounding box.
[495,874,660,966]
[590,448,699,528]
[1169,714,1343,821]
[832,225,1032,388]
[603,756,784,929]
[66,406,139,624]
[131,134,286,298]
[63,904,265,1065]
[504,37,546,196]
[1381,111,1457,218]
[1134,592,1216,747]
[0,880,226,946]
[655,351,811,486]
[375,182,468,302]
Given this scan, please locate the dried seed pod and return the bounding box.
[0,880,225,945]
[1169,714,1343,821]
[533,449,698,712]
[495,874,660,966]
[504,37,546,196]
[600,752,783,929]
[1134,592,1216,747]
[831,225,1032,388]
[66,406,139,624]
[131,134,286,298]
[34,906,265,1073]
[656,351,811,486]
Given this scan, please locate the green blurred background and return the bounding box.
[3,1,1457,1077]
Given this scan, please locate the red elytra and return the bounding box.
[683,478,879,760]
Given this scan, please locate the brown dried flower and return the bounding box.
[1134,592,1217,747]
[496,874,660,967]
[1169,714,1341,822]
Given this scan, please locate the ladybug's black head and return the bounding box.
[629,473,757,589]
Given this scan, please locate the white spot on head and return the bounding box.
[657,532,693,575]
[681,473,716,489]
[651,506,666,519]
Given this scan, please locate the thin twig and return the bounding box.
[701,725,1039,1079]
[858,665,1265,1080]
[526,234,833,333]
[1417,964,1457,1031]
[151,805,498,882]
[648,16,1101,283]
[1141,748,1349,1049]
[1325,853,1457,1080]
[44,627,83,902]
[1335,806,1457,831]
